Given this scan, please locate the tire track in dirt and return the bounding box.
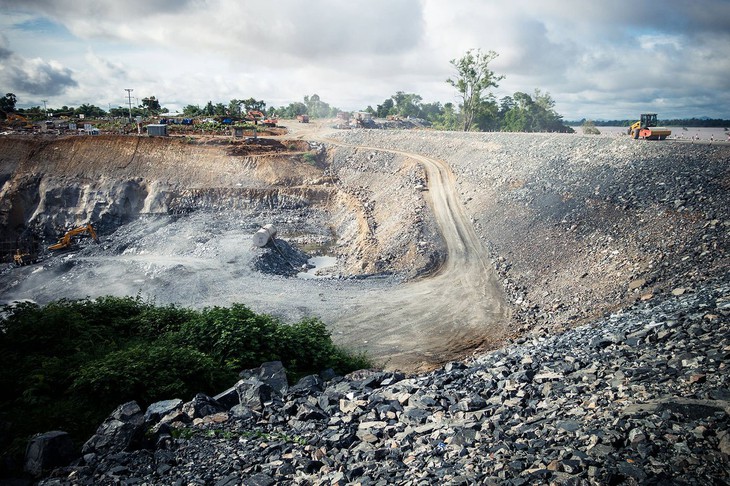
[305,126,510,371]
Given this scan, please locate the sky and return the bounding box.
[1,0,729,120]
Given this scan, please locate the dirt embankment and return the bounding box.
[0,137,304,236]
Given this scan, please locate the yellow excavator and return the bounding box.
[628,114,671,140]
[48,224,99,251]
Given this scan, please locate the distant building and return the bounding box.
[146,124,168,136]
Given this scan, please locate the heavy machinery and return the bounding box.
[48,224,99,251]
[1,112,34,130]
[628,114,671,140]
[261,117,278,127]
[13,249,32,266]
[246,110,265,125]
[246,110,278,127]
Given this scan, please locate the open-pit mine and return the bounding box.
[1,122,728,372]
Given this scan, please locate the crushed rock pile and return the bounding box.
[253,239,311,277]
[36,281,729,485]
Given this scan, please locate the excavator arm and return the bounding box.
[48,224,99,251]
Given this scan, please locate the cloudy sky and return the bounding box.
[1,0,729,120]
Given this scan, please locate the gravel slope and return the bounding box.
[329,130,730,340]
[13,125,730,484]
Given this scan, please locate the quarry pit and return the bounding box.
[1,122,728,371]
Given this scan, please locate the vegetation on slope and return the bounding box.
[0,296,370,472]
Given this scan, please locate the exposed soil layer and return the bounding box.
[0,133,451,370]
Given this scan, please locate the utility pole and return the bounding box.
[124,88,134,123]
[41,99,48,119]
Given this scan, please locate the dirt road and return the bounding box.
[286,121,509,370]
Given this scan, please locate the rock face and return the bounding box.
[81,401,144,456]
[24,431,75,478]
[39,282,729,485]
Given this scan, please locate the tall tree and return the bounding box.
[141,96,161,114]
[0,93,17,117]
[228,99,243,117]
[242,98,266,112]
[182,104,202,117]
[75,104,107,118]
[376,98,394,118]
[447,49,504,131]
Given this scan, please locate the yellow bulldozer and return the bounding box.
[627,114,671,140]
[48,224,99,251]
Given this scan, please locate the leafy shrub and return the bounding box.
[71,341,227,408]
[174,304,281,372]
[0,297,371,476]
[302,151,317,165]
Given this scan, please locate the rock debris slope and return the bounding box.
[329,130,730,341]
[41,281,729,485]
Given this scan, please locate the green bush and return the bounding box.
[71,341,227,408]
[302,151,317,165]
[0,297,372,475]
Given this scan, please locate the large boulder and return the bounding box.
[82,401,145,455]
[181,393,226,420]
[236,378,276,411]
[24,430,75,478]
[239,361,289,395]
[216,362,290,411]
[144,398,183,424]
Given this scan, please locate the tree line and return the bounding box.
[5,48,725,132]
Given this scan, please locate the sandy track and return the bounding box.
[288,122,509,370]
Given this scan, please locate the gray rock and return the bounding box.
[144,398,183,423]
[82,401,144,455]
[236,378,276,411]
[290,374,324,395]
[24,431,75,477]
[240,361,289,395]
[182,393,226,419]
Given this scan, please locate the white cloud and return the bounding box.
[1,0,728,119]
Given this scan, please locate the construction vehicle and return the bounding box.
[48,224,99,251]
[13,249,32,266]
[297,114,310,123]
[246,110,265,125]
[262,117,278,127]
[627,114,671,140]
[245,111,277,127]
[1,112,34,130]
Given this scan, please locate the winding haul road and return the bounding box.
[293,122,510,371]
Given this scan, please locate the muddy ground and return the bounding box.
[1,123,728,371]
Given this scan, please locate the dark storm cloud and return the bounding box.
[1,0,728,118]
[0,34,77,95]
[0,0,199,17]
[3,60,77,95]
